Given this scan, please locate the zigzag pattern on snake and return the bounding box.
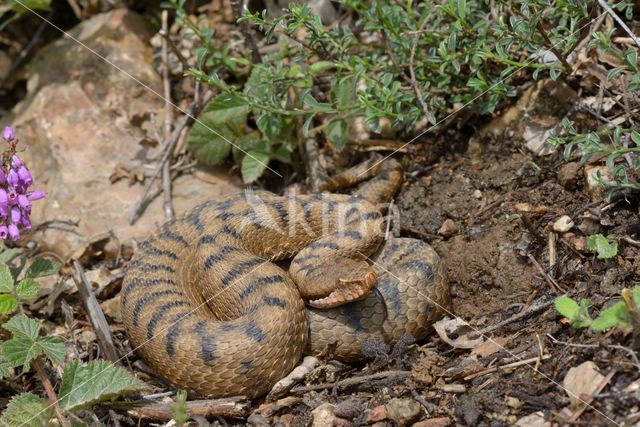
[121,159,449,398]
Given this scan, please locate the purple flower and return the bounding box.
[10,206,20,224]
[28,190,45,201]
[7,189,17,205]
[17,166,32,187]
[20,215,31,230]
[2,127,14,142]
[0,226,7,239]
[17,194,30,210]
[0,188,6,205]
[7,224,19,241]
[0,169,5,186]
[11,155,22,169]
[0,205,7,218]
[7,169,18,187]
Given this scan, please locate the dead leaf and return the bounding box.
[433,317,484,349]
[470,336,510,358]
[563,361,604,407]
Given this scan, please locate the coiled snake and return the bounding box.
[121,159,449,398]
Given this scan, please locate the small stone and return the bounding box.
[473,189,482,199]
[334,398,362,419]
[514,203,531,212]
[312,403,337,427]
[412,418,451,427]
[385,398,421,425]
[578,216,600,235]
[552,215,574,233]
[584,165,612,200]
[558,162,581,189]
[563,361,605,407]
[247,413,269,426]
[438,219,458,237]
[365,405,388,423]
[440,384,466,393]
[504,396,523,409]
[514,411,551,427]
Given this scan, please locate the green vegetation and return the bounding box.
[0,248,146,426]
[555,286,640,333]
[162,0,637,183]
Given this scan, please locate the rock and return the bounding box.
[514,411,550,427]
[334,398,362,420]
[578,215,601,235]
[472,189,482,199]
[247,413,269,426]
[504,396,523,409]
[583,165,612,200]
[552,215,574,232]
[4,9,240,257]
[514,203,531,212]
[412,418,451,427]
[365,405,388,424]
[438,219,458,237]
[385,398,421,425]
[558,162,581,189]
[312,402,339,427]
[563,361,605,407]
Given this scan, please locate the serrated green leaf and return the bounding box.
[591,301,629,332]
[16,278,38,299]
[0,294,17,314]
[0,263,14,293]
[9,257,25,281]
[241,150,271,183]
[256,112,282,141]
[58,360,147,411]
[2,315,65,370]
[25,258,60,278]
[0,392,51,427]
[327,119,348,151]
[3,314,39,340]
[0,247,23,265]
[0,350,13,379]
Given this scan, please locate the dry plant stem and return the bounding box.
[290,370,410,394]
[128,109,195,225]
[527,253,565,292]
[463,355,551,381]
[469,298,555,338]
[409,13,432,120]
[124,397,250,420]
[65,0,82,19]
[161,10,175,221]
[303,137,322,192]
[534,20,573,74]
[596,0,640,50]
[72,260,119,362]
[33,357,71,427]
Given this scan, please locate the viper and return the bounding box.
[121,158,449,398]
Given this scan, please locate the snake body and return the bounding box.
[121,160,449,398]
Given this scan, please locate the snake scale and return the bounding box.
[121,159,449,398]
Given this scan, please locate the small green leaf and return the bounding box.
[3,314,39,340]
[555,296,579,319]
[308,61,336,75]
[326,119,348,151]
[591,301,629,332]
[256,112,282,141]
[0,392,52,427]
[188,93,250,166]
[607,67,626,81]
[586,234,618,259]
[0,263,14,293]
[0,247,23,264]
[36,335,66,365]
[58,360,147,411]
[25,258,60,278]
[16,278,38,299]
[0,350,13,379]
[241,150,271,183]
[0,294,17,314]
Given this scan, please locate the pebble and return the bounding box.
[364,405,388,423]
[311,403,336,427]
[437,219,458,237]
[557,162,580,189]
[552,215,574,232]
[385,398,422,425]
[473,189,482,199]
[412,418,451,427]
[247,413,270,426]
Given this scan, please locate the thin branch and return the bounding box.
[596,0,640,50]
[161,10,175,221]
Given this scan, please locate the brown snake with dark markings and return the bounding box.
[121,159,449,398]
